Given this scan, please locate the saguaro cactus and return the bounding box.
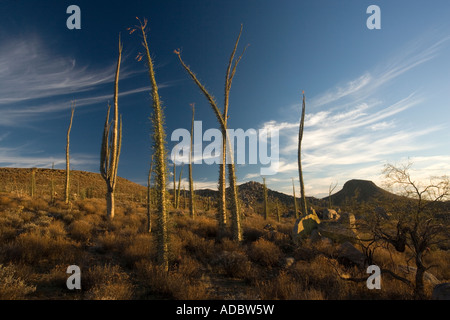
[298,92,308,217]
[65,103,75,204]
[175,25,247,241]
[135,18,169,271]
[100,36,123,220]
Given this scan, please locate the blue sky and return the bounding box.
[0,0,449,197]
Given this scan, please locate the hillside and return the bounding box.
[0,167,147,202]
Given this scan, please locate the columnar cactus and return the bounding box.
[100,36,123,220]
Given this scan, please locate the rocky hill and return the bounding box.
[322,179,401,207]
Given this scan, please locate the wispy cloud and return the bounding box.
[308,36,450,109]
[0,35,178,127]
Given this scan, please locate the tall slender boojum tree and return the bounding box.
[174,25,248,241]
[100,37,122,220]
[65,103,75,204]
[298,92,308,217]
[133,18,169,270]
[189,103,195,218]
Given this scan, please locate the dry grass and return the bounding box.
[0,190,448,300]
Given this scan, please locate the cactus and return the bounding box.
[65,104,75,204]
[189,103,195,218]
[100,36,123,220]
[263,177,269,220]
[135,18,169,271]
[298,92,308,217]
[174,25,247,241]
[292,178,299,219]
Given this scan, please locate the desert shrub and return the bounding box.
[214,250,253,279]
[25,198,49,212]
[179,229,215,264]
[122,233,155,267]
[255,271,324,300]
[290,256,345,299]
[68,220,93,243]
[1,230,81,266]
[191,216,217,238]
[0,195,12,206]
[248,238,282,267]
[0,264,36,299]
[83,264,134,300]
[135,260,209,300]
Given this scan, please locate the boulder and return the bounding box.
[432,283,450,300]
[322,208,340,220]
[337,241,366,269]
[284,257,295,268]
[397,265,440,286]
[292,213,321,241]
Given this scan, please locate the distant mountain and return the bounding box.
[323,179,400,206]
[196,181,325,215]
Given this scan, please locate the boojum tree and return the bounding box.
[292,177,299,219]
[132,18,170,271]
[298,92,308,217]
[188,103,195,218]
[263,177,269,220]
[65,103,75,204]
[147,155,153,233]
[100,37,123,220]
[174,25,248,241]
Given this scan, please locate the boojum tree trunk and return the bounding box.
[298,92,308,217]
[135,18,169,271]
[189,103,195,218]
[147,155,153,233]
[176,164,183,209]
[263,177,269,220]
[175,25,248,241]
[100,36,123,220]
[292,177,299,219]
[65,104,75,204]
[172,160,177,209]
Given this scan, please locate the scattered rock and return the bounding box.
[396,265,441,286]
[284,257,295,268]
[321,208,340,220]
[337,241,366,269]
[292,213,321,241]
[432,283,450,300]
